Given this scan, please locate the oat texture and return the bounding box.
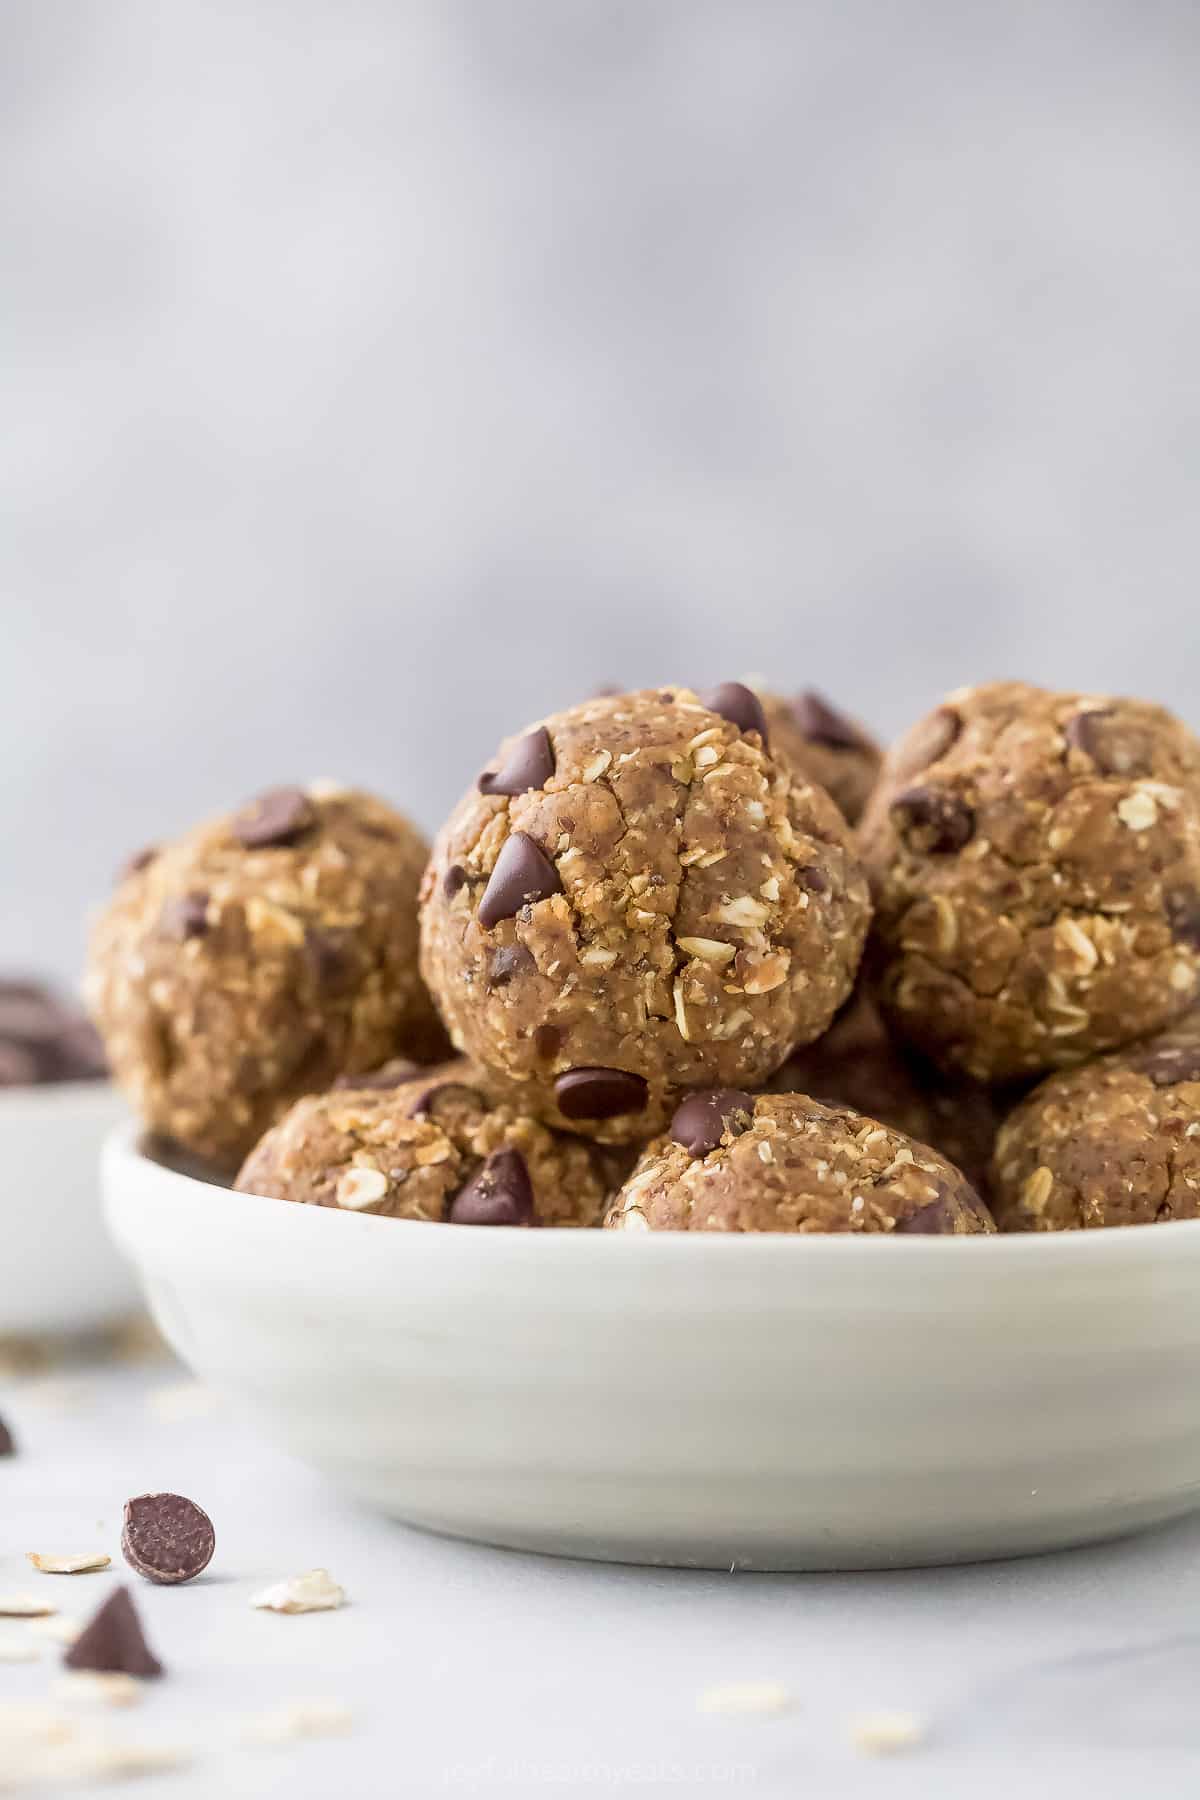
[859,682,1200,1081]
[419,688,871,1142]
[604,1092,994,1233]
[87,786,446,1167]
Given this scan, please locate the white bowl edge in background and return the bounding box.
[104,1121,1200,1572]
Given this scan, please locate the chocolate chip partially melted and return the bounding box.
[555,1067,648,1120]
[233,786,317,849]
[670,1088,755,1158]
[479,727,556,798]
[477,833,562,930]
[698,682,769,749]
[792,691,868,751]
[449,1148,535,1226]
[891,785,975,853]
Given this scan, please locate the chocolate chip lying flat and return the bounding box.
[449,1148,534,1226]
[486,944,535,989]
[555,1067,648,1120]
[670,1089,756,1158]
[477,834,562,930]
[0,1415,13,1456]
[121,1493,215,1586]
[160,892,210,941]
[1136,1046,1200,1087]
[64,1586,163,1678]
[890,786,975,853]
[792,691,869,750]
[699,682,769,749]
[233,786,317,849]
[478,727,556,798]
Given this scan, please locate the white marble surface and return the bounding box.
[4,1353,1200,1796]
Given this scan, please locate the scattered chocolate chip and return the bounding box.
[332,1059,421,1091]
[1165,891,1200,949]
[443,864,468,899]
[121,1492,215,1586]
[477,833,562,930]
[533,1023,564,1060]
[555,1067,648,1120]
[486,944,535,989]
[478,727,556,798]
[160,892,210,941]
[233,786,317,850]
[117,846,157,883]
[670,1089,756,1158]
[1136,1046,1200,1087]
[698,682,769,748]
[795,864,831,895]
[0,1415,13,1456]
[792,691,869,751]
[407,1079,485,1119]
[890,786,975,853]
[64,1586,163,1679]
[449,1148,535,1226]
[892,707,962,779]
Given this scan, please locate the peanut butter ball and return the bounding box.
[605,1090,994,1234]
[236,1060,608,1227]
[419,686,871,1142]
[87,785,446,1167]
[860,682,1200,1082]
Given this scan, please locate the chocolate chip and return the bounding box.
[796,864,831,894]
[555,1067,648,1120]
[0,1042,39,1086]
[233,786,317,849]
[670,1088,755,1158]
[407,1079,485,1119]
[443,864,468,899]
[0,1415,13,1456]
[895,1181,991,1234]
[792,691,869,750]
[1064,709,1153,778]
[449,1148,535,1226]
[891,786,975,853]
[64,1585,163,1678]
[1064,710,1112,765]
[121,1492,215,1586]
[533,1023,564,1060]
[1165,891,1200,949]
[1136,1045,1200,1087]
[304,928,352,991]
[477,833,562,930]
[892,706,962,779]
[478,727,556,798]
[486,944,535,989]
[160,892,210,940]
[117,846,157,883]
[698,682,769,748]
[332,1058,421,1091]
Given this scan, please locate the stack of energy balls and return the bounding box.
[87,679,1200,1236]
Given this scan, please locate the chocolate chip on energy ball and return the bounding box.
[117,846,157,883]
[407,1077,485,1118]
[792,691,869,750]
[1135,1045,1200,1087]
[890,785,975,854]
[160,891,210,941]
[478,727,556,798]
[65,1586,164,1678]
[443,864,468,899]
[233,786,317,850]
[0,1415,14,1456]
[1166,890,1200,949]
[486,944,535,989]
[448,1147,535,1225]
[698,682,769,748]
[121,1492,215,1586]
[670,1088,755,1158]
[533,1023,563,1060]
[555,1067,649,1121]
[891,705,962,779]
[477,833,562,930]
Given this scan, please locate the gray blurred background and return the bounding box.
[4,0,1199,980]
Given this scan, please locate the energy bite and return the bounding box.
[420,686,871,1143]
[754,689,882,824]
[87,785,446,1168]
[770,992,999,1191]
[860,682,1200,1083]
[235,1059,609,1227]
[605,1090,994,1234]
[991,1016,1200,1231]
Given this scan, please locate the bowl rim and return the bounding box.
[102,1119,1200,1269]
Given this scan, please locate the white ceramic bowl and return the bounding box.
[2,1082,137,1334]
[103,1121,1200,1570]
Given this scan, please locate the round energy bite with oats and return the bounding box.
[87,785,446,1169]
[990,1015,1200,1231]
[753,688,882,824]
[859,681,1200,1083]
[235,1060,608,1227]
[419,685,872,1143]
[604,1090,994,1234]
